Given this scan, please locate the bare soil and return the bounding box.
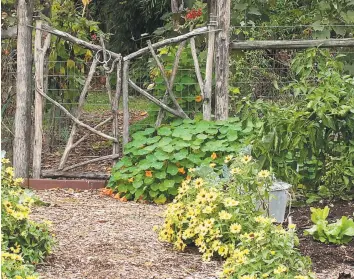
[293,200,354,279]
[31,190,354,279]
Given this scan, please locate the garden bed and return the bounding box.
[31,189,353,279]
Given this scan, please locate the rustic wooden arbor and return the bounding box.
[31,11,223,178]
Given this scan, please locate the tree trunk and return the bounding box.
[214,0,230,120]
[13,0,33,178]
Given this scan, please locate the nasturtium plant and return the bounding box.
[108,118,258,203]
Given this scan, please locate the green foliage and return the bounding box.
[247,49,354,200]
[305,206,354,244]
[108,118,257,202]
[145,43,207,121]
[157,156,315,279]
[1,158,55,279]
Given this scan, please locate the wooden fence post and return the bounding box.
[33,20,51,178]
[13,0,33,178]
[203,9,217,120]
[122,60,130,146]
[214,0,230,120]
[112,58,122,158]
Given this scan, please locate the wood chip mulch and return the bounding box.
[31,190,354,279]
[31,189,222,279]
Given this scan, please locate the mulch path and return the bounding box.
[31,189,354,279]
[31,189,222,279]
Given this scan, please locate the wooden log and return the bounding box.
[214,0,230,120]
[62,154,120,172]
[128,79,187,118]
[42,170,110,180]
[230,38,354,50]
[71,116,113,150]
[147,40,188,119]
[36,86,118,142]
[203,12,217,121]
[112,58,122,158]
[13,0,33,178]
[58,58,99,169]
[33,21,51,178]
[155,41,186,127]
[122,61,130,145]
[190,37,204,97]
[124,26,209,61]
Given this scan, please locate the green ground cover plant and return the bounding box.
[1,158,55,279]
[156,154,315,279]
[305,206,354,245]
[108,118,258,203]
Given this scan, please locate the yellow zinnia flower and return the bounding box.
[219,210,232,220]
[241,155,252,164]
[230,223,242,233]
[258,170,270,178]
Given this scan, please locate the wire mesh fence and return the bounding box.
[1,25,354,172]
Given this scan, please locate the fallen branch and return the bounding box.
[42,170,110,180]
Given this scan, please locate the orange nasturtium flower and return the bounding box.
[114,193,121,200]
[211,152,217,160]
[178,167,186,174]
[128,177,134,183]
[145,170,153,177]
[195,95,202,102]
[120,196,128,202]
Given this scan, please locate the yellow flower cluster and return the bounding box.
[274,265,288,274]
[1,252,23,262]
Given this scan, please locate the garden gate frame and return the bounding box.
[5,0,354,183]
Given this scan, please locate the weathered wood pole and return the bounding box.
[13,0,33,178]
[203,1,217,120]
[112,58,122,158]
[214,0,230,120]
[122,61,130,146]
[33,21,51,178]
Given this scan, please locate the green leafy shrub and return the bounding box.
[1,158,55,279]
[244,49,354,200]
[156,154,315,279]
[108,118,257,203]
[304,206,354,244]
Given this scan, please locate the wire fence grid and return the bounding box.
[1,25,354,168]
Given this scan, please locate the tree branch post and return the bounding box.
[214,0,230,120]
[13,0,34,178]
[203,11,217,121]
[33,20,51,178]
[122,60,130,146]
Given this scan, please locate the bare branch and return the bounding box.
[147,40,188,118]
